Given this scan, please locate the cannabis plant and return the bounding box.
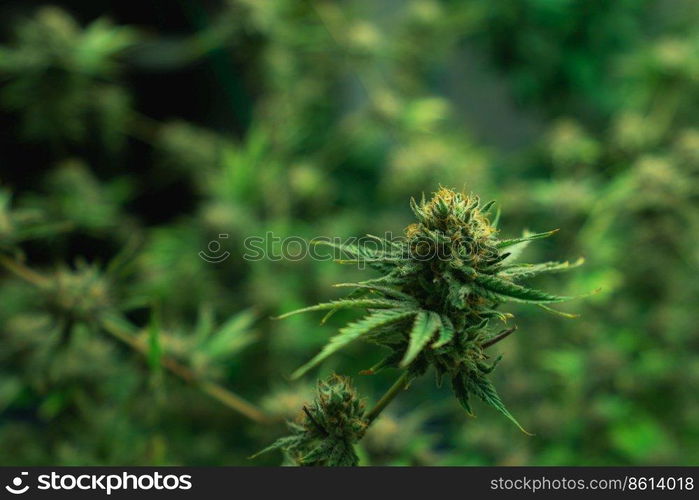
[0,7,137,146]
[254,374,367,466]
[260,187,588,465]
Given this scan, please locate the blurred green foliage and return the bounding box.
[0,0,698,465]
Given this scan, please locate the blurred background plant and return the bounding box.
[0,0,697,465]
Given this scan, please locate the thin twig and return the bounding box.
[0,254,50,287]
[364,371,411,425]
[0,255,276,425]
[481,326,517,349]
[100,316,275,424]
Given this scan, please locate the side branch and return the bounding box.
[0,255,276,426]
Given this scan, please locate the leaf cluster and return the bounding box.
[281,188,586,431]
[0,7,137,145]
[254,374,367,466]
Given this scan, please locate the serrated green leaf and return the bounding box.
[537,304,580,318]
[312,240,400,272]
[328,441,359,466]
[299,440,336,465]
[432,315,455,348]
[365,233,403,251]
[333,282,417,303]
[475,274,575,304]
[496,229,559,249]
[362,349,404,374]
[249,436,300,459]
[400,311,442,367]
[477,354,503,373]
[311,240,376,260]
[466,373,531,435]
[500,257,585,279]
[292,309,417,379]
[500,240,529,264]
[478,309,514,322]
[480,200,496,213]
[319,287,365,324]
[335,257,404,265]
[491,206,501,228]
[192,303,215,344]
[465,317,490,333]
[451,374,473,415]
[276,298,403,320]
[202,308,257,361]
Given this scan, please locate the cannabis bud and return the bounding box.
[254,374,367,466]
[0,7,137,144]
[44,262,112,322]
[278,187,587,433]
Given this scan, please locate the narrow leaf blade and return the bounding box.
[400,311,441,367]
[333,282,416,303]
[500,257,585,279]
[432,315,455,348]
[496,229,559,249]
[475,274,575,304]
[276,298,402,320]
[292,309,416,379]
[467,373,531,435]
[452,374,473,416]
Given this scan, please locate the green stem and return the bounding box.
[0,255,50,287]
[100,316,276,425]
[365,371,411,425]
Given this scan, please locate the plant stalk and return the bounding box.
[100,316,275,425]
[365,371,411,425]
